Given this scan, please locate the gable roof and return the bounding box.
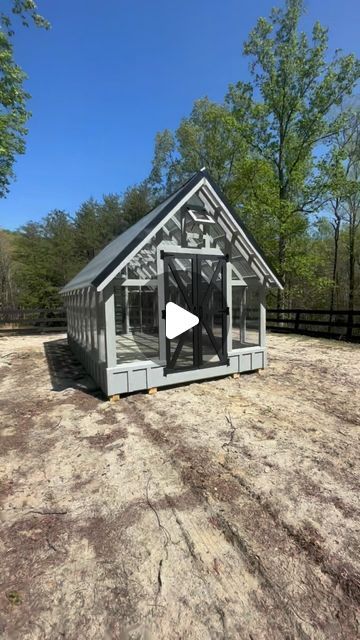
[61,169,283,293]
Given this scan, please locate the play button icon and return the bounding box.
[165,302,199,340]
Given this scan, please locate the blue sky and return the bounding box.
[1,0,359,230]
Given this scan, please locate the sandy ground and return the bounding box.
[0,332,359,640]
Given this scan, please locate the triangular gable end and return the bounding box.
[97,172,283,292]
[60,169,283,295]
[96,173,208,291]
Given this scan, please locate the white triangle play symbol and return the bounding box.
[165,302,199,339]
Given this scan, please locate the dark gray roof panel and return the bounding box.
[60,172,203,293]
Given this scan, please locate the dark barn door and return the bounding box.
[163,252,228,373]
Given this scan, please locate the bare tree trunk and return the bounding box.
[0,233,16,307]
[348,222,355,313]
[276,234,286,314]
[330,205,341,314]
[346,220,356,339]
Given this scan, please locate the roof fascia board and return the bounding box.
[202,179,283,289]
[97,176,206,291]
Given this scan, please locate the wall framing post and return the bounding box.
[75,290,79,342]
[72,292,75,340]
[79,290,84,345]
[180,208,187,247]
[157,247,166,364]
[96,291,106,363]
[240,288,246,343]
[226,261,233,355]
[124,286,130,334]
[104,284,117,368]
[89,288,95,355]
[259,284,267,349]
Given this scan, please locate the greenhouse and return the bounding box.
[61,169,282,398]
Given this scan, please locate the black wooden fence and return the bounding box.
[1,306,359,342]
[0,307,67,333]
[267,309,360,342]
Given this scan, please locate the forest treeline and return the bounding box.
[0,0,360,311]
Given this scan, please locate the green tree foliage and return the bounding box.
[12,183,155,308]
[0,1,49,197]
[149,1,360,307]
[121,181,155,227]
[2,0,360,314]
[0,229,17,305]
[327,108,360,313]
[15,212,77,307]
[150,98,248,198]
[226,0,360,300]
[15,221,52,307]
[0,33,29,197]
[1,1,49,35]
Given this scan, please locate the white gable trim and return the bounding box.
[97,177,206,291]
[97,173,282,292]
[202,179,283,289]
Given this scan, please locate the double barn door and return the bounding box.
[162,252,228,373]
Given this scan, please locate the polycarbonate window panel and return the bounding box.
[115,285,159,363]
[232,255,256,279]
[232,286,260,348]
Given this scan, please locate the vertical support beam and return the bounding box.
[80,289,85,346]
[259,285,267,348]
[82,289,86,347]
[64,293,69,336]
[139,287,143,333]
[180,208,187,247]
[72,292,75,338]
[240,288,247,343]
[157,248,166,364]
[82,289,87,346]
[104,284,117,368]
[97,290,106,363]
[69,292,74,337]
[78,290,82,343]
[85,287,91,350]
[90,288,96,355]
[66,293,70,336]
[77,290,81,343]
[74,291,78,341]
[69,293,73,336]
[93,289,99,353]
[84,288,88,349]
[226,260,233,355]
[124,286,130,334]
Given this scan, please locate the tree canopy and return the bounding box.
[1,0,359,313]
[0,0,49,197]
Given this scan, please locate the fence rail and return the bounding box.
[0,307,67,333]
[267,308,360,342]
[1,306,360,342]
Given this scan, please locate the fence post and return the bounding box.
[294,311,300,332]
[347,311,353,341]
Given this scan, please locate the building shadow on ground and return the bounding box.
[44,338,103,398]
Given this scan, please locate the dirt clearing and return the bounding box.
[1,333,360,639]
